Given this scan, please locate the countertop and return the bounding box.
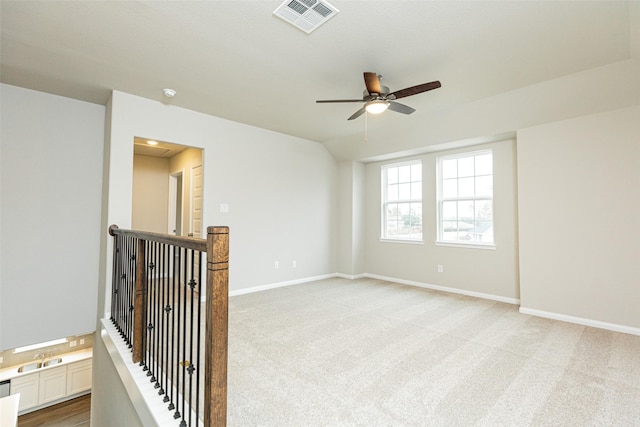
[0,394,20,427]
[0,348,92,383]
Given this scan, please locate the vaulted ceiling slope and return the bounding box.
[2,1,639,152]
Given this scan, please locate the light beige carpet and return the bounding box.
[226,277,640,426]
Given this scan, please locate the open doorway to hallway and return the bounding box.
[131,137,204,237]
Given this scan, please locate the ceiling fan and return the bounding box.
[316,72,441,120]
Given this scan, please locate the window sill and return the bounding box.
[435,241,496,250]
[379,238,424,245]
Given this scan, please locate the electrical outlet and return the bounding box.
[70,340,77,347]
[437,264,444,273]
[0,356,4,364]
[292,260,297,268]
[80,338,85,345]
[274,261,279,269]
[219,203,229,213]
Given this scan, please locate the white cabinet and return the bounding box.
[66,359,92,395]
[10,373,39,412]
[9,356,92,414]
[38,366,67,405]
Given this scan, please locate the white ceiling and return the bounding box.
[1,1,638,149]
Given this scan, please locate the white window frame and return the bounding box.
[381,160,423,243]
[436,150,495,249]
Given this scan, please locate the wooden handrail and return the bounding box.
[109,224,207,252]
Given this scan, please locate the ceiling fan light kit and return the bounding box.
[316,72,441,120]
[365,100,389,115]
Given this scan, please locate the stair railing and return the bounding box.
[108,225,229,427]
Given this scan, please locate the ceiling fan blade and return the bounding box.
[389,81,441,100]
[364,72,382,95]
[348,106,366,120]
[388,101,416,115]
[316,99,365,103]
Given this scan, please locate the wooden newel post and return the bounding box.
[204,226,229,427]
[132,238,147,364]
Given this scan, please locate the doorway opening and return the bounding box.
[169,172,183,235]
[131,137,204,237]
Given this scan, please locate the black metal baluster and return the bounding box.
[180,249,189,427]
[128,236,136,347]
[173,247,183,421]
[158,243,166,396]
[195,250,203,423]
[154,242,164,391]
[168,245,178,413]
[149,241,157,382]
[143,242,151,374]
[124,236,134,343]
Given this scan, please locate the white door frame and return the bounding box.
[168,170,184,235]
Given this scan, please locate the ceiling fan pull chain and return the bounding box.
[364,110,368,143]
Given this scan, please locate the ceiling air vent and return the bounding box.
[273,0,339,34]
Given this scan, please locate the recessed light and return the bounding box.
[163,88,176,98]
[147,140,158,146]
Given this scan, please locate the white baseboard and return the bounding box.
[364,273,521,305]
[519,307,640,336]
[335,272,366,280]
[228,273,337,297]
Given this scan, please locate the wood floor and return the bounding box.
[17,394,90,427]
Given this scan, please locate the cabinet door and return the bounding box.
[66,359,92,396]
[11,374,39,412]
[38,366,67,405]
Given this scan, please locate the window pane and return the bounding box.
[397,202,410,218]
[398,165,411,183]
[442,201,457,220]
[458,177,474,197]
[411,164,422,182]
[442,178,457,198]
[386,203,398,221]
[398,183,411,200]
[458,156,474,177]
[388,184,398,201]
[442,159,457,179]
[386,220,398,236]
[442,220,458,241]
[411,182,421,199]
[473,221,493,243]
[475,200,492,220]
[476,175,493,197]
[475,154,493,176]
[458,200,474,221]
[387,167,398,185]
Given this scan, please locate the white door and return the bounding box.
[190,164,202,238]
[189,164,203,291]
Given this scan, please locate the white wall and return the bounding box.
[517,105,640,330]
[337,161,366,276]
[132,154,169,233]
[0,84,104,350]
[364,139,520,301]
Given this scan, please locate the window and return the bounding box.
[382,161,422,241]
[437,150,493,245]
